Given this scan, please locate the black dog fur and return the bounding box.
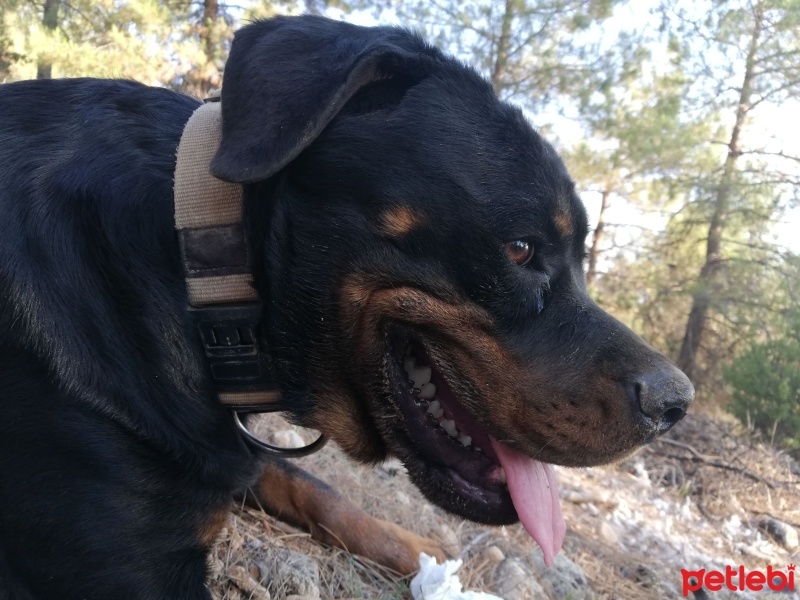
[0,15,693,599]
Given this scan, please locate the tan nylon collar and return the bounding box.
[175,100,256,305]
[173,100,328,457]
[174,99,280,409]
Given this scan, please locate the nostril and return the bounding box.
[634,366,694,426]
[633,381,643,403]
[661,407,687,430]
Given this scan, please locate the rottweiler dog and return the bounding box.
[0,15,693,600]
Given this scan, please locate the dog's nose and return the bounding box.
[632,366,694,434]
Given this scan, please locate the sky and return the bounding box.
[744,101,800,253]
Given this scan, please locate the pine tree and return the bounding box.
[662,0,800,385]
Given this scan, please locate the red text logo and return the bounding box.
[681,564,795,596]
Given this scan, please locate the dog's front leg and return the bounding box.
[243,457,449,574]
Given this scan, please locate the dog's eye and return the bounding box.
[504,240,534,267]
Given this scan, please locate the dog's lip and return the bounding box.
[384,331,513,509]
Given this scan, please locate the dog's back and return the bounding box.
[0,79,256,600]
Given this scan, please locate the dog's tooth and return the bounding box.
[441,419,458,437]
[475,447,482,452]
[427,399,444,420]
[419,382,436,399]
[498,467,507,484]
[459,435,472,447]
[409,366,432,388]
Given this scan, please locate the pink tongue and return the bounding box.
[490,437,566,566]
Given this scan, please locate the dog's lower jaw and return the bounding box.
[399,448,519,525]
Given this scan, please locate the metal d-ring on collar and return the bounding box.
[232,410,328,457]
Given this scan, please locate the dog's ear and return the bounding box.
[210,16,428,184]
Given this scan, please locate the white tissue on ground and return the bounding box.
[410,553,504,600]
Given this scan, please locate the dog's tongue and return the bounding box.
[490,437,566,566]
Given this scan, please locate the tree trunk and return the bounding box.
[491,0,515,95]
[186,0,220,97]
[586,187,610,285]
[36,0,59,79]
[676,3,763,384]
[200,0,218,62]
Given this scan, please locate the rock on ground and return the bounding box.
[531,551,595,600]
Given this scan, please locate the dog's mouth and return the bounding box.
[386,334,566,564]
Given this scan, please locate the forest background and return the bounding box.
[1,0,798,455]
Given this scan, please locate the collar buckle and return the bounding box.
[188,302,276,394]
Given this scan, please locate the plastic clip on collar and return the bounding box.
[174,98,326,457]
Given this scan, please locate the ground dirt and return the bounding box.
[208,406,800,600]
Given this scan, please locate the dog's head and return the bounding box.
[212,16,693,561]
